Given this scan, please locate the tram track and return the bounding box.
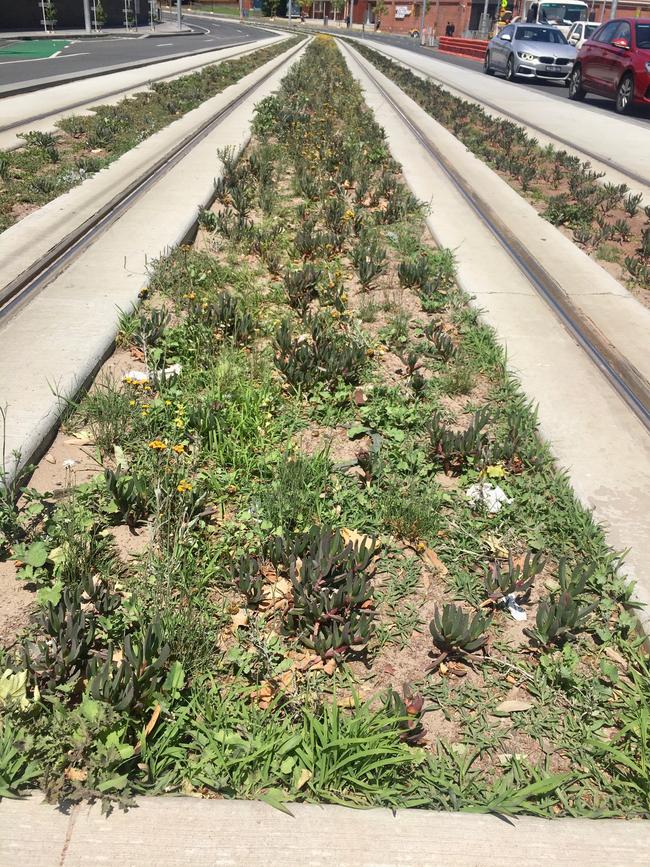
[340,39,650,433]
[0,37,306,321]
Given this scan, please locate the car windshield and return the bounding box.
[539,4,587,24]
[585,24,598,37]
[515,26,568,43]
[636,22,650,48]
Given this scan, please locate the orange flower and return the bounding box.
[148,440,167,451]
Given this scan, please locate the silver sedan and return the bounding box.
[484,23,577,84]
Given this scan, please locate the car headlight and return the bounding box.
[518,52,538,61]
[646,62,650,74]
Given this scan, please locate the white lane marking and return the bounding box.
[156,43,174,46]
[0,53,86,65]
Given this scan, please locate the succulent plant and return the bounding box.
[104,467,148,525]
[88,621,171,713]
[429,408,491,473]
[398,256,431,290]
[284,264,321,314]
[351,232,386,289]
[429,603,491,669]
[188,291,255,345]
[384,685,428,745]
[523,591,598,648]
[273,314,366,391]
[423,323,456,361]
[274,527,378,659]
[485,551,545,603]
[233,556,265,607]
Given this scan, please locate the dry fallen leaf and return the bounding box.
[352,387,368,406]
[419,544,448,576]
[336,696,357,708]
[322,659,337,676]
[495,699,533,714]
[340,528,376,551]
[65,767,88,782]
[296,768,312,790]
[230,608,249,629]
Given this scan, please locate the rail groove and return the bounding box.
[342,41,650,432]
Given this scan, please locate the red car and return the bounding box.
[568,17,650,113]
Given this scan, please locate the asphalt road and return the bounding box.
[0,15,277,86]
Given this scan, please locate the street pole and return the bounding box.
[609,0,618,19]
[177,0,182,30]
[288,0,292,26]
[82,0,92,33]
[481,0,490,35]
[239,0,244,22]
[350,0,355,30]
[419,0,427,43]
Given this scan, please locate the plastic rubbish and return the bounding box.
[503,592,527,621]
[466,482,513,514]
[123,363,182,385]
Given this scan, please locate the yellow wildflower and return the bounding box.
[172,444,185,454]
[148,440,167,451]
[177,479,193,493]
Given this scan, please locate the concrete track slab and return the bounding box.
[340,42,650,628]
[0,35,285,150]
[0,40,306,487]
[1,795,649,866]
[348,41,650,195]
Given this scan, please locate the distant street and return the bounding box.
[0,15,277,87]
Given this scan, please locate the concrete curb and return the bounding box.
[1,795,649,866]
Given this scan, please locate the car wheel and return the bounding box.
[505,55,517,82]
[616,73,634,114]
[483,51,494,75]
[568,65,586,100]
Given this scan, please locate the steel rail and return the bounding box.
[351,41,650,191]
[342,41,650,431]
[0,38,305,319]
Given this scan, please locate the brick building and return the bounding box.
[318,0,650,36]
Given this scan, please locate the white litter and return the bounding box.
[123,364,182,384]
[466,482,513,514]
[124,370,149,383]
[62,459,77,469]
[503,592,528,621]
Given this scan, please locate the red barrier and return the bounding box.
[437,36,489,62]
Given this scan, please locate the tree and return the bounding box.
[268,0,280,17]
[42,0,58,31]
[374,0,387,27]
[331,0,345,22]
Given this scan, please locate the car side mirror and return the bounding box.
[501,33,512,41]
[611,37,630,49]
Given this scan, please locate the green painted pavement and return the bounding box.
[0,40,70,59]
